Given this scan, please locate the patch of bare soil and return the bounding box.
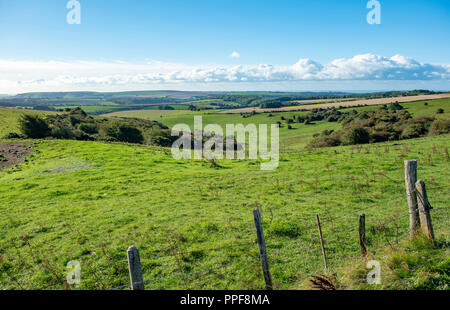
[0,142,33,170]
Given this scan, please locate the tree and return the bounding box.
[18,114,51,138]
[103,123,144,144]
[341,127,370,145]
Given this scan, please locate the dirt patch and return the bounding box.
[0,142,34,170]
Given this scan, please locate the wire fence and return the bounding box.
[105,201,448,290]
[1,160,447,291]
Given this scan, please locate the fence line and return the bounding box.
[120,160,444,290]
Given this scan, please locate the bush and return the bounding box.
[1,132,26,139]
[18,114,51,138]
[341,127,370,145]
[102,123,144,144]
[399,117,433,139]
[307,133,341,149]
[429,119,450,136]
[400,123,425,139]
[321,129,334,136]
[51,124,76,139]
[370,131,391,143]
[147,128,177,147]
[389,102,404,110]
[358,113,370,120]
[78,123,99,135]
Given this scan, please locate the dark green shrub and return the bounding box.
[296,116,305,123]
[358,113,370,120]
[400,123,425,139]
[370,131,391,142]
[341,127,370,145]
[321,129,334,136]
[399,117,433,139]
[51,124,76,139]
[1,132,25,139]
[18,114,51,138]
[389,102,404,110]
[429,119,450,136]
[78,123,98,134]
[147,128,177,147]
[102,123,144,144]
[307,133,341,149]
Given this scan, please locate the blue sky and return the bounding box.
[0,0,449,93]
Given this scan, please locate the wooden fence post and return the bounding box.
[253,209,273,290]
[415,180,435,242]
[127,246,144,290]
[359,214,368,257]
[316,214,328,272]
[404,160,420,236]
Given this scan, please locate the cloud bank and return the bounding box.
[0,54,449,93]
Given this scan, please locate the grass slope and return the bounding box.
[0,99,448,290]
[0,136,448,290]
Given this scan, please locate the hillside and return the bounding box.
[0,98,448,290]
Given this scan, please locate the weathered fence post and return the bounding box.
[253,209,273,290]
[127,246,144,290]
[359,214,368,257]
[315,214,328,272]
[404,160,420,236]
[415,180,435,242]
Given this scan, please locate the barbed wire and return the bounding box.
[108,255,257,290]
[139,240,256,262]
[6,183,448,291]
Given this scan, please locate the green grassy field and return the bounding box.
[0,99,449,290]
[104,109,201,119]
[104,99,450,151]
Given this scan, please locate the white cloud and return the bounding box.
[230,51,240,59]
[0,54,449,93]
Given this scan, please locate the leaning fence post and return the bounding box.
[315,214,328,272]
[127,246,144,290]
[359,214,368,257]
[415,180,435,242]
[404,160,420,236]
[253,209,273,290]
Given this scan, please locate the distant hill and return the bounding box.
[12,90,224,100]
[12,90,355,100]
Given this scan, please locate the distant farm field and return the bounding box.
[220,93,450,114]
[106,98,450,152]
[103,109,200,119]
